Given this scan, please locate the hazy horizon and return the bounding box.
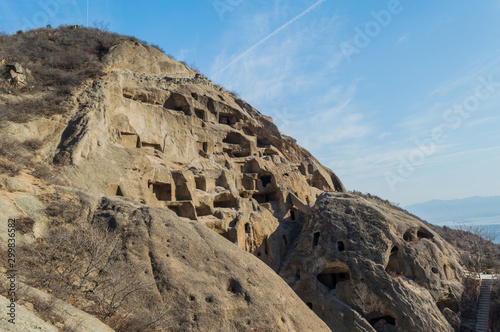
[1,1,499,205]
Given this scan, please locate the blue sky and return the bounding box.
[1,0,500,206]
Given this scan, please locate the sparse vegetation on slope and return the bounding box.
[0,26,138,122]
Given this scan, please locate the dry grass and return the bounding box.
[0,26,139,123]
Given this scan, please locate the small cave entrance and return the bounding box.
[172,172,192,201]
[298,164,307,176]
[214,195,238,208]
[149,182,172,201]
[337,240,345,252]
[417,227,434,240]
[290,209,296,221]
[312,232,320,248]
[219,113,237,125]
[437,297,459,313]
[196,204,212,217]
[216,173,229,189]
[120,132,139,148]
[194,108,205,120]
[164,93,191,115]
[168,203,196,220]
[257,137,271,148]
[316,266,350,291]
[223,132,246,145]
[252,191,279,204]
[260,175,272,187]
[307,164,314,174]
[385,247,415,279]
[403,230,415,242]
[195,177,206,191]
[368,315,396,329]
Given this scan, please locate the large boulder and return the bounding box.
[91,196,331,332]
[280,192,464,332]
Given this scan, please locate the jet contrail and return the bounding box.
[215,0,327,76]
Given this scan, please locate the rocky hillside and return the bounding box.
[0,27,466,332]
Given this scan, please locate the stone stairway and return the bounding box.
[475,278,492,332]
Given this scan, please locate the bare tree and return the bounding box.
[19,221,153,325]
[458,225,497,273]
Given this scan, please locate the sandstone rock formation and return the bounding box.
[90,196,330,331]
[0,27,467,331]
[280,192,464,331]
[50,40,344,272]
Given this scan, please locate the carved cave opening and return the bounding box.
[260,175,272,187]
[196,204,212,217]
[316,266,350,291]
[437,297,459,313]
[312,232,320,248]
[219,113,236,125]
[368,315,396,329]
[150,182,172,202]
[214,195,238,208]
[195,177,206,191]
[417,227,434,240]
[252,191,279,204]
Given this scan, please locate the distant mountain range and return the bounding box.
[405,196,500,222]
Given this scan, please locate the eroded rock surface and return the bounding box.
[91,196,330,332]
[49,43,344,271]
[0,29,467,332]
[280,192,464,332]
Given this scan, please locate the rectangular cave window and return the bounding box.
[214,199,238,208]
[312,232,320,248]
[150,182,172,201]
[219,113,236,125]
[253,191,279,204]
[196,204,212,217]
[195,177,206,191]
[121,133,139,148]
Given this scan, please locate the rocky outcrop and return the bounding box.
[0,28,467,332]
[280,192,464,331]
[49,42,344,272]
[90,196,330,332]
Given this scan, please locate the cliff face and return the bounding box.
[51,40,344,271]
[0,27,464,332]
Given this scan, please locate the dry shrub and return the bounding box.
[18,221,168,331]
[16,215,35,234]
